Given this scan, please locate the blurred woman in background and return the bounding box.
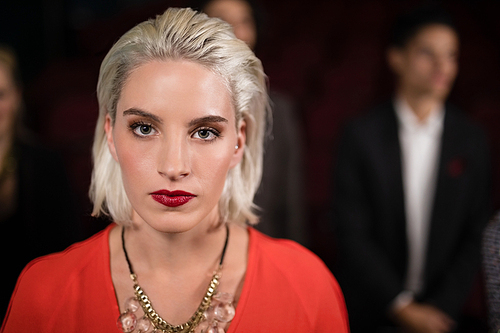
[0,46,77,318]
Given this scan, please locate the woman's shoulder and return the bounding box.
[16,224,114,289]
[247,227,341,294]
[249,227,330,273]
[2,224,118,331]
[238,228,349,331]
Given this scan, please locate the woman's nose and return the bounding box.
[157,139,190,180]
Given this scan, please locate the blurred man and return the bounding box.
[333,6,490,333]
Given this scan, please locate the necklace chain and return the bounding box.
[121,224,230,333]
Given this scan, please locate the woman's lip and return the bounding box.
[150,190,196,207]
[151,190,195,196]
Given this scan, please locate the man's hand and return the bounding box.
[392,302,456,333]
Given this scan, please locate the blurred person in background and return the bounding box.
[332,6,490,333]
[198,0,309,247]
[482,212,500,333]
[0,46,78,317]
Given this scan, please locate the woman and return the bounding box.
[1,8,348,332]
[0,46,78,318]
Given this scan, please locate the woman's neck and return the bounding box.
[109,212,249,327]
[123,210,228,276]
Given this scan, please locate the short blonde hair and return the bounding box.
[90,7,268,225]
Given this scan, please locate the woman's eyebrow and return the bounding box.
[123,108,163,124]
[188,115,228,127]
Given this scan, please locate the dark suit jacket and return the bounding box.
[332,101,490,330]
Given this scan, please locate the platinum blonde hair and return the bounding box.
[90,7,268,225]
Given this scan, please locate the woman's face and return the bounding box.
[0,63,20,140]
[106,60,245,233]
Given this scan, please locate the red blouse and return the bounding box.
[2,224,349,332]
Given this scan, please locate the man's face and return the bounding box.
[204,0,257,50]
[389,24,459,100]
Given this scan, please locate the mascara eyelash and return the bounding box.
[199,127,221,137]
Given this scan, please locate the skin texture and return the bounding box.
[393,303,455,333]
[388,24,459,122]
[106,60,249,326]
[388,24,458,333]
[204,0,257,50]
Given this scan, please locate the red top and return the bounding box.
[2,225,349,332]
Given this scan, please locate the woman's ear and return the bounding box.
[104,114,119,162]
[229,119,246,169]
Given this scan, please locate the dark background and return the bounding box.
[1,0,499,327]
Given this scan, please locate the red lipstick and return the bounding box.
[151,190,196,207]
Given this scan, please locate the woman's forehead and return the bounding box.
[117,60,235,122]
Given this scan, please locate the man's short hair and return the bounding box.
[390,5,457,48]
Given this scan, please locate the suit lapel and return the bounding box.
[424,108,465,285]
[381,103,407,266]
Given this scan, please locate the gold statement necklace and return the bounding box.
[117,225,235,333]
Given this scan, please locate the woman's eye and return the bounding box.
[139,125,152,135]
[193,128,219,140]
[198,129,211,139]
[132,123,156,136]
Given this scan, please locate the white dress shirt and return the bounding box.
[391,97,445,310]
